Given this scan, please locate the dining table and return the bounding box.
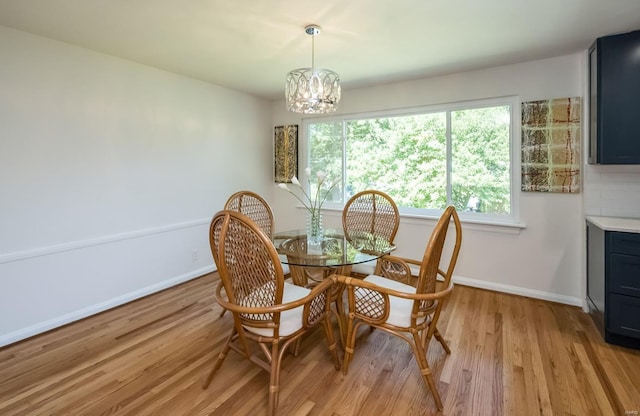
[273,228,396,287]
[273,228,395,346]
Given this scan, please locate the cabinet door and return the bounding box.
[608,293,640,338]
[597,30,640,164]
[609,254,640,297]
[609,231,640,256]
[588,46,598,164]
[609,232,640,297]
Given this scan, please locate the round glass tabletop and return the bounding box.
[273,229,395,268]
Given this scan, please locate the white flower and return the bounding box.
[279,168,337,215]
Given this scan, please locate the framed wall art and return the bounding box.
[274,125,298,183]
[521,97,581,193]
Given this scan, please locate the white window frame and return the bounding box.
[300,95,522,227]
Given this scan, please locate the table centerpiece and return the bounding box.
[278,167,337,246]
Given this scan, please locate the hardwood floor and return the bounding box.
[1,273,639,415]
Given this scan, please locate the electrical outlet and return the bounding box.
[192,249,199,262]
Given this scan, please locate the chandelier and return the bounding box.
[285,25,341,114]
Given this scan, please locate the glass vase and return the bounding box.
[306,210,324,246]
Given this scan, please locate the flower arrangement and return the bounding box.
[278,167,337,244]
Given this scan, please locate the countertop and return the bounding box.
[586,216,640,233]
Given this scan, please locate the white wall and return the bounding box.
[271,53,585,306]
[0,26,273,347]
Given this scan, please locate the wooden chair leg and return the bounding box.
[332,283,347,347]
[341,319,357,375]
[411,332,443,410]
[322,316,341,369]
[268,342,281,416]
[290,338,301,356]
[203,330,235,389]
[331,305,345,348]
[421,366,443,411]
[434,327,451,354]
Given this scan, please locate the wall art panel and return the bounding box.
[274,125,298,183]
[521,97,581,193]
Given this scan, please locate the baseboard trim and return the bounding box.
[342,265,582,307]
[453,275,583,307]
[0,218,210,264]
[0,265,215,348]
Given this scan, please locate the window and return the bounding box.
[305,97,518,223]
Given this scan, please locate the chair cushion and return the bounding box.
[350,258,376,275]
[244,281,311,337]
[351,257,421,277]
[362,274,424,327]
[278,254,291,275]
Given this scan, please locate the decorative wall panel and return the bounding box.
[274,125,298,183]
[521,97,581,193]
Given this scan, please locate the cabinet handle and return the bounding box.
[621,286,640,292]
[621,326,640,333]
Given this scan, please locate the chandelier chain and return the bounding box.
[311,32,315,70]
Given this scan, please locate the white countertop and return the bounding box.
[586,216,640,233]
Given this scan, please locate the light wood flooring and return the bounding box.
[1,273,639,415]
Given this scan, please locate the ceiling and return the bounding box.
[1,0,639,100]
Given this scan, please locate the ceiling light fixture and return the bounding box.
[285,24,341,114]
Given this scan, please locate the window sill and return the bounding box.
[319,206,526,234]
[400,213,525,234]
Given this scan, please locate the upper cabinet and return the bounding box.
[589,29,640,164]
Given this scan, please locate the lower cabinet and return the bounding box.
[608,293,640,339]
[587,220,640,349]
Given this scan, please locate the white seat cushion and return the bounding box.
[362,274,424,327]
[278,254,291,275]
[350,258,377,275]
[351,257,421,277]
[244,281,310,337]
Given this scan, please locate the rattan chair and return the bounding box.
[342,190,400,276]
[204,210,341,416]
[224,191,274,236]
[335,206,462,410]
[224,191,289,272]
[220,191,287,318]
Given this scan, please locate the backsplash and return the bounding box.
[583,164,640,218]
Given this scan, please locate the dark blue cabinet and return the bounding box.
[589,29,640,164]
[587,221,640,349]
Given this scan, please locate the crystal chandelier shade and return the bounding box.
[285,25,341,114]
